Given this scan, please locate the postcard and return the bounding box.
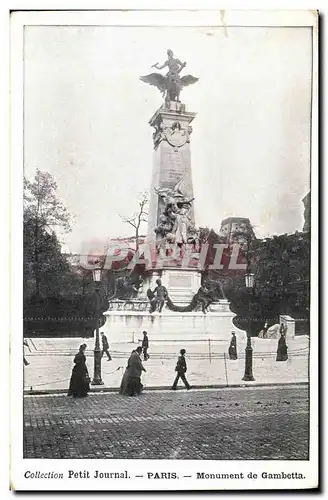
[10,6,318,492]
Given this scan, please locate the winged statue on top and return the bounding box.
[140,49,199,104]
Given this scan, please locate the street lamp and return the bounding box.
[242,271,255,381]
[91,266,104,386]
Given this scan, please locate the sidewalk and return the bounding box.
[24,336,309,393]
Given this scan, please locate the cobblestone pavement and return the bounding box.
[24,386,309,460]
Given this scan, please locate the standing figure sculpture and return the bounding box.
[175,202,192,250]
[140,49,198,105]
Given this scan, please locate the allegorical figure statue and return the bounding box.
[140,49,199,104]
[114,275,143,300]
[154,178,196,258]
[147,279,168,313]
[195,284,214,314]
[175,202,192,247]
[154,184,194,211]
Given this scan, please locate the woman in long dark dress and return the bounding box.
[67,344,90,397]
[120,347,146,396]
[276,333,288,361]
[228,332,238,360]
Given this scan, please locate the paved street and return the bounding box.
[24,385,308,460]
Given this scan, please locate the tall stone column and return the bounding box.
[147,101,196,245]
[145,100,201,302]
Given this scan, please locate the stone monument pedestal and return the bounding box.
[143,267,201,304]
[103,299,237,343]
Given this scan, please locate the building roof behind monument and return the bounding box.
[220,217,253,226]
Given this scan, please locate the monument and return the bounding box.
[103,50,237,342]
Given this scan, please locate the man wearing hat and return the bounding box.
[171,349,191,390]
[141,331,149,361]
[100,332,112,361]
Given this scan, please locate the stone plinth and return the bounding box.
[161,268,201,302]
[103,299,237,343]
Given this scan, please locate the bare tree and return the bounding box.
[120,192,148,251]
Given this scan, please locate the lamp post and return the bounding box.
[242,271,255,381]
[91,267,104,386]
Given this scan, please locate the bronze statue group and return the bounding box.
[147,278,217,315]
[66,325,289,398]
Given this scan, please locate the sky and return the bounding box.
[24,25,312,253]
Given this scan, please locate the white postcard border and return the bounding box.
[10,7,319,492]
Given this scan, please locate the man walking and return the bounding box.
[141,331,149,361]
[171,349,191,390]
[100,332,112,361]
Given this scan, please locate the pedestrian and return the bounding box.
[100,332,112,361]
[142,331,149,361]
[120,346,146,396]
[23,339,30,366]
[171,349,191,390]
[67,344,90,398]
[280,323,287,336]
[263,322,269,339]
[276,329,288,361]
[228,331,237,360]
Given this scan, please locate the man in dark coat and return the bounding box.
[100,332,112,361]
[171,349,191,390]
[142,331,149,361]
